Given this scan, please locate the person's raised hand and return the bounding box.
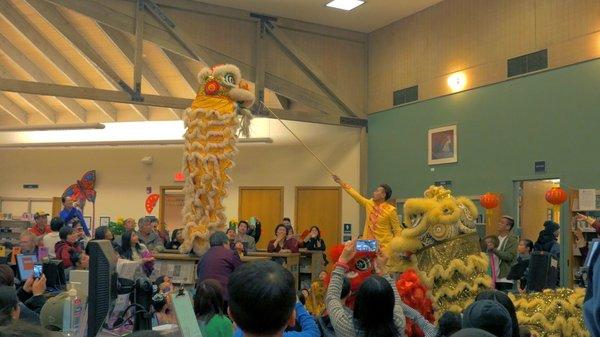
[339,238,357,264]
[23,276,34,293]
[32,275,46,296]
[374,250,388,275]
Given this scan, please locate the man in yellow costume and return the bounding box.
[333,175,401,249]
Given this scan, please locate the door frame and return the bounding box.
[238,186,285,223]
[294,186,342,242]
[159,185,183,231]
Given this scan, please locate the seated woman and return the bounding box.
[303,226,326,251]
[267,224,299,253]
[118,230,155,276]
[165,229,185,250]
[55,227,83,269]
[93,226,120,251]
[194,279,233,337]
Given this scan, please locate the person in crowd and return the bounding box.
[118,230,154,263]
[534,220,561,259]
[229,261,319,337]
[71,220,88,250]
[233,242,246,256]
[584,227,600,337]
[155,276,173,294]
[484,235,500,288]
[437,311,462,337]
[54,226,82,269]
[138,217,164,252]
[326,238,433,337]
[332,175,401,250]
[267,225,299,253]
[282,218,298,240]
[115,218,137,247]
[461,299,513,337]
[165,229,185,250]
[28,212,51,237]
[303,226,326,251]
[475,290,519,337]
[93,225,120,251]
[148,216,169,246]
[247,218,262,245]
[508,239,534,292]
[0,265,41,324]
[17,232,39,257]
[0,286,20,326]
[70,252,89,270]
[0,321,49,337]
[487,215,519,292]
[196,232,242,306]
[42,217,64,259]
[450,329,496,337]
[235,221,256,252]
[317,276,351,336]
[151,291,176,327]
[226,228,236,249]
[58,197,90,236]
[194,279,233,337]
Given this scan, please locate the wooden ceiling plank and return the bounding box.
[0,1,117,121]
[0,33,85,122]
[26,0,149,120]
[0,95,28,124]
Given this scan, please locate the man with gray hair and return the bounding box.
[196,231,242,303]
[137,216,164,252]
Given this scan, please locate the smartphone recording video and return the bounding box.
[355,239,378,252]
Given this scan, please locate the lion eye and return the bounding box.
[223,73,236,86]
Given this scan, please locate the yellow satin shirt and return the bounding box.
[343,184,401,249]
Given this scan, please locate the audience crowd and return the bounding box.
[0,201,598,337]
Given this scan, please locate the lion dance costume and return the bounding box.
[180,64,254,255]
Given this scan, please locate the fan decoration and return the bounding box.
[62,170,97,231]
[145,194,159,214]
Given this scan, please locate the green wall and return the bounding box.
[368,58,600,284]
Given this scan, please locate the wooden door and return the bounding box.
[239,187,284,250]
[295,187,341,252]
[520,180,559,242]
[159,186,184,233]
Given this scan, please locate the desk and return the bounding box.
[299,249,325,289]
[152,253,198,284]
[247,252,300,289]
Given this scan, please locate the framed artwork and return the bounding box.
[99,216,110,227]
[428,125,458,165]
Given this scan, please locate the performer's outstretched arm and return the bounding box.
[332,175,369,207]
[390,211,402,237]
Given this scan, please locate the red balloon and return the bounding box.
[545,187,567,205]
[480,193,499,209]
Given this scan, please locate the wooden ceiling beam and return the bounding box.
[162,49,197,94]
[45,0,354,119]
[100,25,181,118]
[0,95,28,124]
[0,78,367,127]
[0,34,84,122]
[26,0,149,120]
[0,1,117,121]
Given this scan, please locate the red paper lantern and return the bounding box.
[545,187,567,205]
[480,193,499,209]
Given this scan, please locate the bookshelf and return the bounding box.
[0,220,31,245]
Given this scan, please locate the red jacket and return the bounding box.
[54,241,82,268]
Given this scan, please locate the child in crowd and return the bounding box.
[508,239,534,292]
[437,311,462,337]
[484,235,500,288]
[55,227,83,269]
[194,279,233,337]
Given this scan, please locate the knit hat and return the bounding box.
[462,300,512,337]
[451,328,496,337]
[40,292,69,331]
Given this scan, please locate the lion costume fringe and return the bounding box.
[180,64,254,255]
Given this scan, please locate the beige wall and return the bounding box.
[368,0,600,113]
[0,123,363,238]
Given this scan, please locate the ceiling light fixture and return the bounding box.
[326,0,365,11]
[0,123,105,132]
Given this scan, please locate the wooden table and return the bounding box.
[247,252,301,289]
[240,255,270,263]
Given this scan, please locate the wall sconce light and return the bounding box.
[447,72,467,92]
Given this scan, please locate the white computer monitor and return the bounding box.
[16,254,38,280]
